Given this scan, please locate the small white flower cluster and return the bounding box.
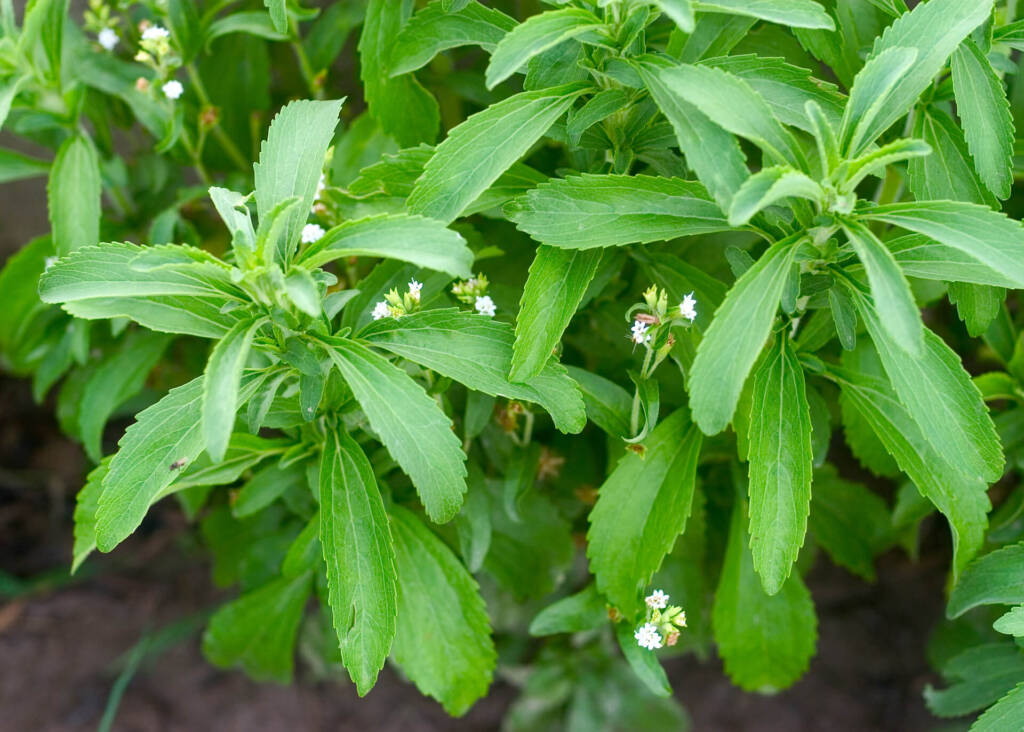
[634,589,687,652]
[371,300,391,321]
[452,274,496,317]
[626,286,697,348]
[301,223,325,244]
[630,320,651,344]
[162,79,183,100]
[475,295,496,317]
[679,292,697,322]
[372,279,423,320]
[97,27,119,51]
[141,25,169,41]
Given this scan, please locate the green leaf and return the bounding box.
[506,174,730,249]
[948,542,1024,618]
[658,63,805,168]
[167,0,201,62]
[209,186,256,259]
[951,37,1015,200]
[615,621,671,697]
[889,234,1019,288]
[840,138,932,191]
[654,0,694,32]
[861,201,1024,290]
[971,683,1024,732]
[0,74,28,134]
[361,309,585,433]
[390,505,496,716]
[695,0,834,30]
[264,0,286,33]
[564,366,633,439]
[949,281,1005,338]
[808,466,891,581]
[840,218,923,354]
[61,294,242,339]
[232,460,307,518]
[407,83,589,224]
[846,282,1002,484]
[254,98,343,264]
[638,58,748,211]
[838,46,918,156]
[746,333,813,595]
[359,0,440,147]
[689,235,799,435]
[485,8,602,89]
[511,247,600,382]
[202,570,312,683]
[994,606,1024,637]
[389,0,516,76]
[71,458,111,573]
[712,495,817,692]
[587,409,703,617]
[832,360,989,578]
[908,106,995,207]
[529,584,608,636]
[925,643,1024,717]
[566,88,631,146]
[0,147,49,184]
[858,0,993,150]
[296,213,472,277]
[48,135,101,257]
[728,166,824,226]
[202,317,266,462]
[322,336,467,523]
[205,12,290,46]
[78,331,170,462]
[320,428,397,695]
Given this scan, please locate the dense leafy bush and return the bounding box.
[5,0,1024,727]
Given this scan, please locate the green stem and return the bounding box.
[289,18,321,99]
[185,64,251,173]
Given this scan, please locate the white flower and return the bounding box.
[634,623,663,651]
[162,80,184,100]
[475,295,496,317]
[408,278,422,301]
[301,223,325,244]
[98,28,119,51]
[645,589,669,610]
[679,292,697,322]
[630,320,651,344]
[141,25,169,41]
[371,301,391,321]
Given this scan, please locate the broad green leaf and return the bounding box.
[61,294,242,339]
[48,135,101,257]
[296,213,472,277]
[840,138,932,191]
[507,174,729,249]
[168,0,201,61]
[654,0,694,32]
[209,186,256,259]
[202,317,266,461]
[205,12,290,45]
[0,74,28,133]
[889,234,1019,288]
[908,106,995,207]
[695,0,833,30]
[232,460,307,518]
[39,242,245,304]
[746,334,813,595]
[71,458,110,572]
[809,466,891,581]
[0,236,54,367]
[264,0,285,32]
[253,99,343,263]
[658,63,806,168]
[529,584,607,636]
[361,309,585,433]
[712,496,817,692]
[638,57,748,211]
[949,281,1005,338]
[859,0,993,150]
[511,246,601,381]
[689,235,800,435]
[972,683,1024,732]
[202,570,312,682]
[947,542,1024,617]
[485,8,603,89]
[322,336,467,523]
[389,0,516,75]
[320,428,397,695]
[951,38,1015,200]
[615,621,671,697]
[841,219,922,354]
[838,46,917,156]
[168,434,287,493]
[79,331,170,461]
[390,505,496,716]
[925,643,1024,718]
[407,83,589,224]
[728,166,824,226]
[994,606,1024,637]
[564,366,633,439]
[566,88,631,145]
[0,147,49,183]
[678,11,756,63]
[832,361,989,578]
[359,0,440,146]
[587,409,703,617]
[861,201,1024,290]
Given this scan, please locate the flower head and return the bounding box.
[301,223,325,244]
[645,589,669,610]
[679,292,697,322]
[475,295,496,317]
[408,278,423,301]
[630,320,651,344]
[162,80,184,100]
[141,25,169,41]
[98,28,119,51]
[371,300,391,321]
[634,623,663,651]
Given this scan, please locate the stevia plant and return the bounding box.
[7,0,1024,728]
